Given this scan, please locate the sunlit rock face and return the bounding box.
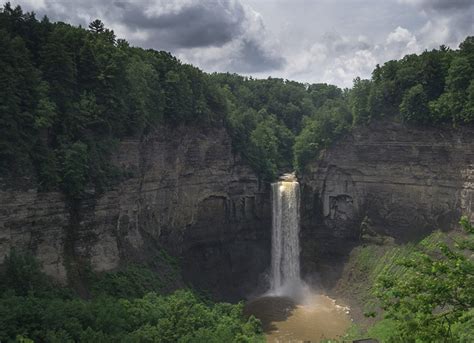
[300,119,474,289]
[0,125,271,300]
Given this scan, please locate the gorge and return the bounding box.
[0,4,473,341]
[2,120,472,299]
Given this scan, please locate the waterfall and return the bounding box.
[270,174,303,296]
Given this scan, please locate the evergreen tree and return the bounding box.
[88,19,104,34]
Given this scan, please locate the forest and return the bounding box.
[0,251,263,342]
[1,2,473,342]
[1,3,473,192]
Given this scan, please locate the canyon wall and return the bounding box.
[0,126,271,300]
[300,120,474,287]
[2,119,473,298]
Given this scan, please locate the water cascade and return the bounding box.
[245,173,352,342]
[270,173,304,297]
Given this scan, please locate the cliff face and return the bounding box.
[0,126,271,300]
[300,120,474,287]
[2,120,473,299]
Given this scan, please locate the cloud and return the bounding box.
[9,0,473,87]
[324,49,378,88]
[280,0,472,87]
[283,33,377,88]
[385,26,420,58]
[398,0,473,48]
[17,0,46,10]
[386,27,415,45]
[31,0,246,50]
[117,1,247,49]
[11,0,284,74]
[170,1,285,73]
[399,0,474,12]
[228,38,284,73]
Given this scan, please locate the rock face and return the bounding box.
[300,120,474,288]
[0,125,271,300]
[2,119,473,299]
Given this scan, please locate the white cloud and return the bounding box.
[385,26,420,58]
[419,19,451,47]
[387,27,415,45]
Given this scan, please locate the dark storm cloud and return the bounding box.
[15,0,283,73]
[114,1,247,49]
[400,0,474,14]
[421,0,474,11]
[113,1,127,10]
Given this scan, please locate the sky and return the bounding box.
[12,0,474,88]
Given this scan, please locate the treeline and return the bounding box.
[294,38,474,171]
[211,74,344,179]
[352,41,474,125]
[196,38,474,176]
[0,3,226,197]
[0,251,263,342]
[1,3,473,188]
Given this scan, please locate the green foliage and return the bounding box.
[293,37,473,171]
[338,224,474,342]
[0,290,263,342]
[446,57,473,92]
[293,99,351,171]
[0,251,263,342]
[213,74,343,179]
[451,309,474,342]
[400,84,430,123]
[0,24,40,175]
[1,2,473,181]
[0,249,51,296]
[365,318,398,342]
[88,265,165,299]
[344,37,474,127]
[350,77,372,125]
[340,320,399,343]
[374,217,474,342]
[61,141,89,197]
[247,113,294,179]
[0,3,225,195]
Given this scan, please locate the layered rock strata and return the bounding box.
[300,120,474,287]
[0,126,271,300]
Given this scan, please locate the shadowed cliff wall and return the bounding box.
[2,119,473,299]
[300,120,474,288]
[0,125,271,300]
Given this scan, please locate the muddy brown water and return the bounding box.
[245,294,351,343]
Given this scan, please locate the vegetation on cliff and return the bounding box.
[294,37,474,172]
[0,3,225,196]
[1,3,472,186]
[340,217,474,342]
[0,251,263,342]
[211,74,344,178]
[1,3,473,342]
[373,216,474,342]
